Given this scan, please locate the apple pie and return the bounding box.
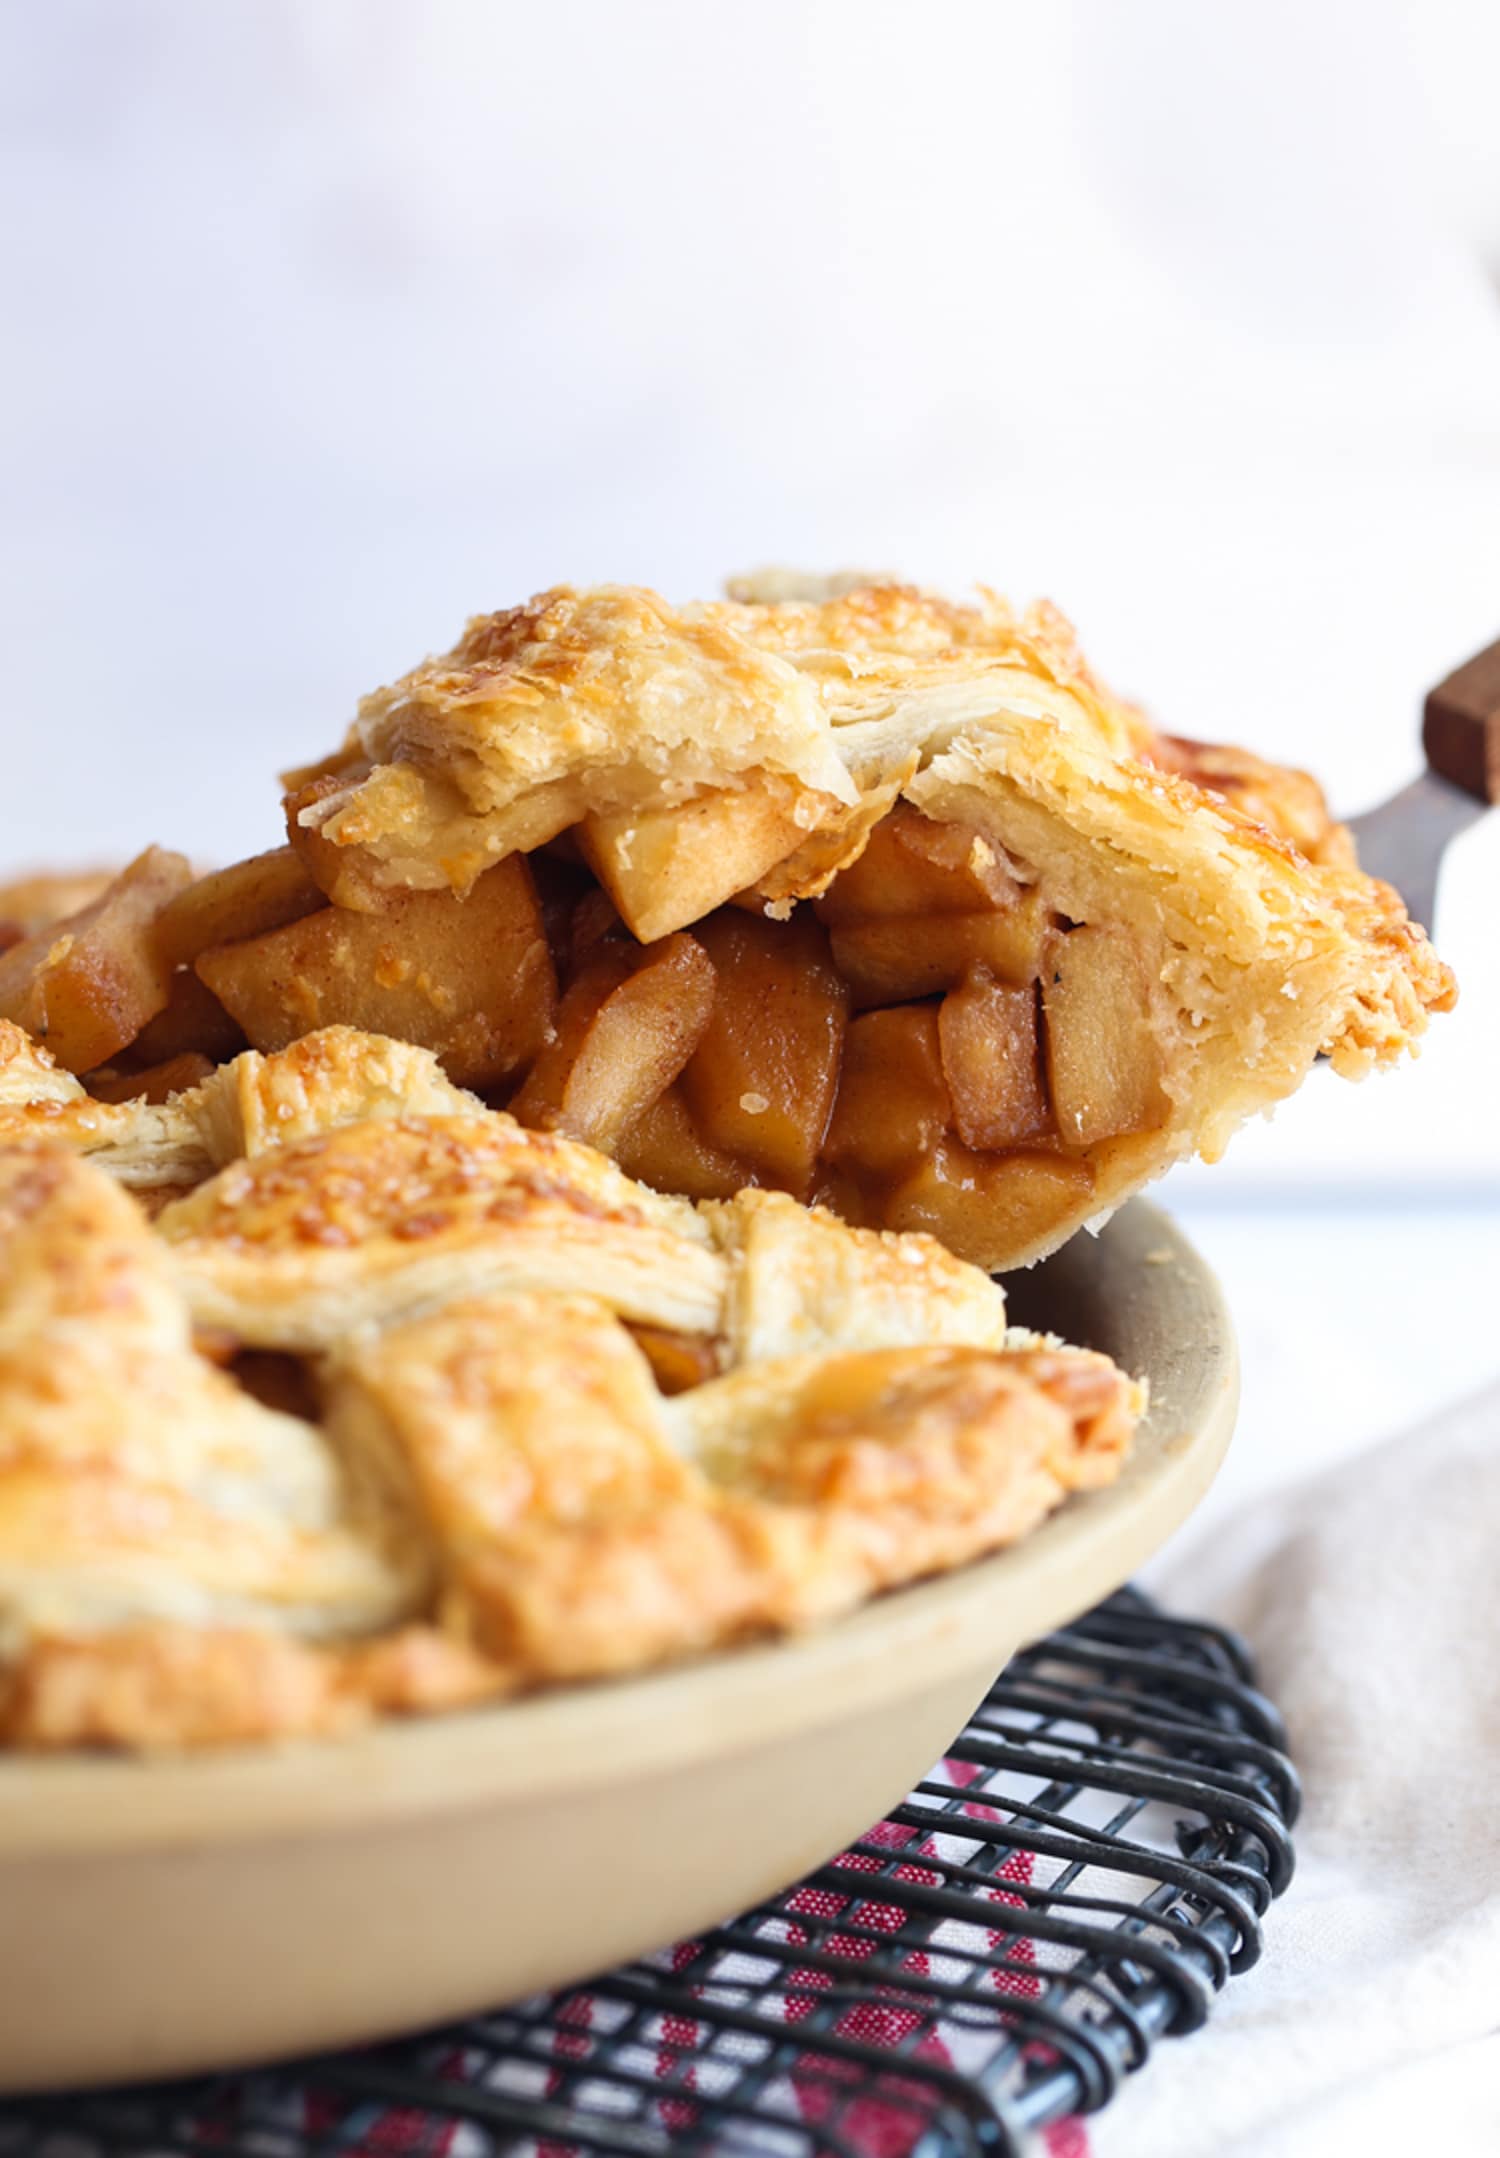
[0,1049,1140,1750]
[0,569,1451,1748]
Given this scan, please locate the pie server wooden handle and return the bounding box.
[1344,633,1500,934]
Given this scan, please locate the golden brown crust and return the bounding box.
[480,1337,1137,1678]
[287,578,1165,914]
[326,1291,1140,1686]
[156,1112,725,1348]
[188,1026,484,1162]
[0,1627,348,1749]
[287,585,858,896]
[0,1624,506,1751]
[0,1022,482,1205]
[707,1188,1010,1364]
[0,1114,1141,1748]
[1146,734,1356,869]
[284,583,1154,914]
[0,1020,212,1202]
[0,1145,420,1659]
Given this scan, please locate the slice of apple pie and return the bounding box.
[259,575,1453,1268]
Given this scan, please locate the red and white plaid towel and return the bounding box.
[186,1789,1092,2158]
[468,1834,1091,2158]
[285,1792,1094,2158]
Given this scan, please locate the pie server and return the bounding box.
[1346,634,1500,933]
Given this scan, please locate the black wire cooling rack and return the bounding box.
[0,1587,1299,2158]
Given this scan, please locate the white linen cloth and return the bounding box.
[1093,1382,1500,2157]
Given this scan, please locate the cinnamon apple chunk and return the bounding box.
[578,783,809,942]
[509,943,634,1129]
[814,805,1022,921]
[0,846,192,1072]
[679,909,847,1196]
[822,1004,952,1182]
[821,999,1088,1267]
[626,1323,723,1394]
[129,967,248,1066]
[815,805,1046,1004]
[828,903,1046,1008]
[87,1052,217,1105]
[613,1083,748,1202]
[939,975,1053,1150]
[887,1142,1095,1259]
[196,855,555,1090]
[509,933,717,1149]
[1041,924,1169,1152]
[282,769,391,913]
[154,847,326,969]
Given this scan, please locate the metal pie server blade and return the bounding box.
[1346,634,1500,933]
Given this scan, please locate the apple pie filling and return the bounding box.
[0,794,1175,1270]
[516,802,1173,1262]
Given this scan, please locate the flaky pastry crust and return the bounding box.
[0,1145,419,1663]
[0,1072,1141,1749]
[324,1294,1136,1685]
[0,1022,481,1205]
[155,1112,725,1348]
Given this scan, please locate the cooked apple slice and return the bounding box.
[822,1004,952,1182]
[740,755,920,909]
[526,853,603,977]
[568,886,626,972]
[0,846,192,1072]
[510,934,716,1148]
[196,855,555,1090]
[680,909,846,1196]
[154,848,326,970]
[888,1142,1095,1260]
[88,1052,217,1105]
[1041,924,1168,1152]
[613,1082,748,1201]
[0,868,116,941]
[814,805,1023,922]
[282,770,393,912]
[510,944,634,1128]
[130,967,247,1066]
[814,803,1047,1003]
[939,975,1052,1150]
[226,1349,321,1423]
[829,900,1046,1007]
[627,1322,721,1394]
[578,782,809,942]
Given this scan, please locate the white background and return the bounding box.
[1,2,1498,1515]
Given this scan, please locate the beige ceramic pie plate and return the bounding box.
[0,1195,1235,2093]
